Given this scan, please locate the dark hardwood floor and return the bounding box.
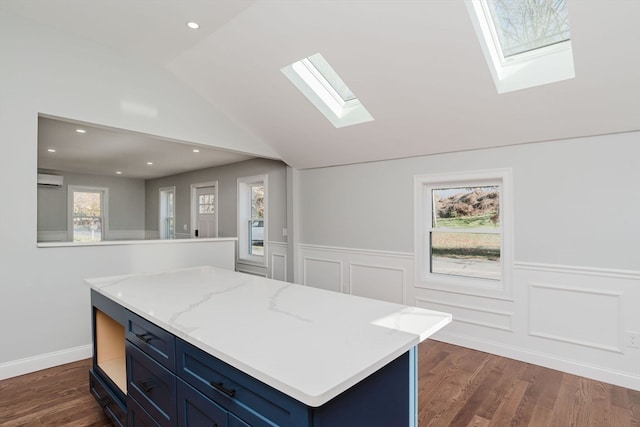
[1,340,638,426]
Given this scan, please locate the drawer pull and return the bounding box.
[135,332,154,343]
[210,380,236,397]
[137,379,156,393]
[98,397,110,407]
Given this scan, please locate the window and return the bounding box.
[465,0,574,93]
[68,186,108,242]
[159,187,175,239]
[415,169,513,299]
[238,175,267,264]
[281,53,374,128]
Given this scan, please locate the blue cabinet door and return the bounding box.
[177,378,228,427]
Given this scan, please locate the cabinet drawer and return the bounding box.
[128,395,161,427]
[127,341,176,426]
[176,338,309,427]
[89,369,126,427]
[126,310,175,371]
[177,378,228,427]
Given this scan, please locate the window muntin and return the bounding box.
[429,186,501,281]
[484,0,571,59]
[415,169,513,299]
[198,194,215,214]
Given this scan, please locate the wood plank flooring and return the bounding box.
[419,340,640,427]
[1,340,638,426]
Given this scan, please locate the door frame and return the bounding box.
[190,181,218,238]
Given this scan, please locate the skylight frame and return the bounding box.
[281,53,373,128]
[481,0,571,62]
[465,0,575,93]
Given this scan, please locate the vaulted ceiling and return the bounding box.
[4,0,639,169]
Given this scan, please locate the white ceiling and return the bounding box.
[5,0,640,170]
[37,117,254,179]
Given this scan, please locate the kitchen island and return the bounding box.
[87,266,451,426]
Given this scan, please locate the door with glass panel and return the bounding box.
[195,186,217,238]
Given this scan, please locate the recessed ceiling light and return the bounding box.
[47,148,56,153]
[116,171,122,175]
[75,128,86,134]
[193,149,200,153]
[186,22,199,29]
[146,162,153,165]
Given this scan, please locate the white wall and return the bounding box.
[296,132,640,390]
[0,12,274,375]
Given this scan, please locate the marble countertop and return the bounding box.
[86,266,451,407]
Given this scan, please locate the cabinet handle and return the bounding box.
[210,380,236,397]
[137,379,156,393]
[99,397,110,407]
[135,332,153,343]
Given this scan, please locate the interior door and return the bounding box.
[195,186,217,238]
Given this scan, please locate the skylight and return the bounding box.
[466,0,575,93]
[281,53,373,128]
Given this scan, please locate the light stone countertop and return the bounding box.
[86,265,452,407]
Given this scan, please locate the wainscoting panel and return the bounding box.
[350,263,404,304]
[416,298,513,332]
[528,282,623,353]
[267,241,288,282]
[303,257,342,293]
[271,254,286,282]
[297,244,413,303]
[294,247,640,390]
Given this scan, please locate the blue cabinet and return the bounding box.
[91,289,417,426]
[177,378,229,427]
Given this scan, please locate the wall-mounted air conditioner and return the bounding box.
[37,173,64,188]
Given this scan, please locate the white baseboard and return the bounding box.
[0,344,92,381]
[432,331,640,391]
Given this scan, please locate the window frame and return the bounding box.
[281,53,374,128]
[414,168,513,300]
[465,0,575,94]
[67,185,109,242]
[159,186,175,240]
[237,174,268,266]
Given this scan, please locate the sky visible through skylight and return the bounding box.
[485,0,571,58]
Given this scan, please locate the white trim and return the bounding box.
[190,181,218,239]
[37,237,237,248]
[298,243,413,260]
[431,333,640,392]
[0,344,92,380]
[414,168,514,300]
[514,262,640,280]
